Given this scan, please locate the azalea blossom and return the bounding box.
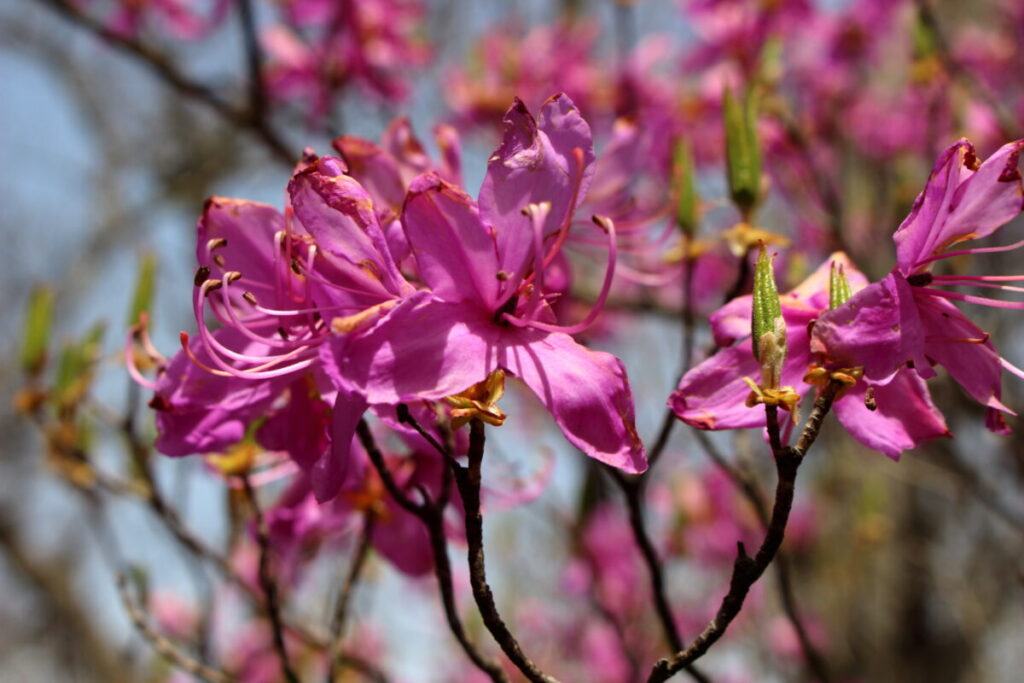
[670,253,950,458]
[811,139,1024,432]
[325,95,647,473]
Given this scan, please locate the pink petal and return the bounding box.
[833,371,949,460]
[670,329,813,432]
[401,173,500,307]
[288,157,408,298]
[478,94,595,281]
[894,139,1024,271]
[503,329,646,473]
[312,389,369,502]
[197,198,283,291]
[915,290,1015,416]
[335,296,499,405]
[812,273,928,384]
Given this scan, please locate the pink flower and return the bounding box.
[327,95,647,473]
[671,253,950,458]
[811,139,1024,432]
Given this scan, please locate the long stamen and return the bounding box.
[932,274,1024,282]
[124,326,159,391]
[541,147,587,270]
[216,279,319,349]
[1001,356,1024,381]
[929,280,1024,294]
[919,238,1024,266]
[503,215,618,335]
[179,332,317,379]
[196,284,317,369]
[921,287,1024,309]
[925,334,991,344]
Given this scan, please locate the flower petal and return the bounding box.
[478,94,595,282]
[502,329,646,473]
[812,273,927,384]
[288,156,409,297]
[915,290,1015,416]
[335,296,500,405]
[894,139,1024,272]
[833,371,949,460]
[401,173,500,307]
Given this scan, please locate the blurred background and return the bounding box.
[3,0,1024,681]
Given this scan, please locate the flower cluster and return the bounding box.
[131,95,646,531]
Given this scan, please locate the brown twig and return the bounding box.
[692,431,831,682]
[116,572,235,683]
[357,418,508,682]
[241,476,301,683]
[607,470,711,683]
[449,420,560,683]
[648,382,842,681]
[327,513,376,683]
[36,0,293,164]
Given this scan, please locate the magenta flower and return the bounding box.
[811,139,1024,432]
[135,155,420,500]
[671,253,949,458]
[328,95,647,473]
[263,0,430,119]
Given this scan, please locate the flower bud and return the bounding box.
[752,243,786,388]
[672,139,699,238]
[21,286,55,377]
[128,252,157,329]
[828,260,853,310]
[723,87,762,219]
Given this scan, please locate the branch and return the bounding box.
[35,0,293,165]
[648,382,842,681]
[116,573,235,683]
[241,476,301,683]
[357,417,508,682]
[692,431,831,681]
[450,420,560,683]
[607,471,711,683]
[327,513,375,683]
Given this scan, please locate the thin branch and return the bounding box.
[357,417,508,682]
[236,0,267,123]
[35,0,293,164]
[116,573,235,683]
[692,431,831,682]
[327,513,375,683]
[648,382,842,681]
[241,476,301,683]
[450,420,560,683]
[606,471,712,683]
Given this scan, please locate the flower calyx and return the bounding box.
[445,369,507,430]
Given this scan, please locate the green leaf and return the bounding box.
[21,286,55,376]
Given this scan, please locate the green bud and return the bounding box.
[911,15,937,60]
[54,322,106,404]
[828,260,853,310]
[752,243,786,388]
[757,36,784,88]
[21,286,55,376]
[723,87,762,218]
[128,252,157,328]
[672,139,699,238]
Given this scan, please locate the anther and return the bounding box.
[206,237,228,252]
[907,272,934,287]
[194,266,211,287]
[242,292,258,306]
